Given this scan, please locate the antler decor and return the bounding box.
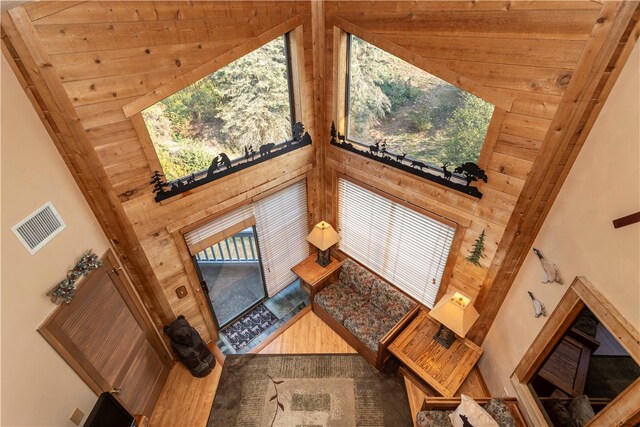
[47,251,102,304]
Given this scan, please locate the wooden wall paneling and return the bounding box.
[23,1,86,22]
[331,10,600,41]
[323,1,608,323]
[170,230,219,342]
[1,8,175,331]
[122,15,305,117]
[2,0,312,341]
[468,1,640,344]
[34,15,293,55]
[382,34,586,70]
[310,0,326,224]
[50,39,247,83]
[64,66,199,107]
[329,15,515,111]
[324,2,603,14]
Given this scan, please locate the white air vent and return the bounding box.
[12,202,66,255]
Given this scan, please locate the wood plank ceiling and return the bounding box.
[2,1,638,344]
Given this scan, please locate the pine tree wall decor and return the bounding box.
[466,230,486,266]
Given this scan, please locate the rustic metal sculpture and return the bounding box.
[329,121,485,198]
[150,121,312,202]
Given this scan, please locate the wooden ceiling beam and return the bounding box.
[468,0,640,344]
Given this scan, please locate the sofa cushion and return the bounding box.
[542,398,574,427]
[416,410,453,427]
[450,395,498,427]
[315,280,366,324]
[343,308,396,352]
[339,259,375,297]
[567,395,595,427]
[370,279,414,323]
[483,399,516,427]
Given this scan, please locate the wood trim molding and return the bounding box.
[509,374,549,427]
[122,16,304,117]
[468,1,640,344]
[131,112,164,175]
[170,231,219,342]
[328,15,514,112]
[511,276,640,426]
[331,25,348,134]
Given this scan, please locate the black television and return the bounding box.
[83,392,135,427]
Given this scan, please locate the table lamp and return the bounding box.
[428,292,479,349]
[306,221,340,267]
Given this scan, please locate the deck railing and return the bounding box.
[196,229,259,263]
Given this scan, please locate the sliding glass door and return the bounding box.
[193,226,267,328]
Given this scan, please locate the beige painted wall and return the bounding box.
[479,43,640,399]
[1,55,110,426]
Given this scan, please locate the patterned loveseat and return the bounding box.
[311,258,420,369]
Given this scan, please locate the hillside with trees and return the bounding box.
[142,34,494,182]
[348,36,494,168]
[142,36,292,181]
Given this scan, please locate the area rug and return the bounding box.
[219,304,278,351]
[207,354,412,427]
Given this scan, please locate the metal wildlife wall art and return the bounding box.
[329,122,487,198]
[150,122,312,202]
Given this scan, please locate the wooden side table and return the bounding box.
[291,254,343,298]
[389,308,483,397]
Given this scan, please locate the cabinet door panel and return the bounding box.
[39,251,170,416]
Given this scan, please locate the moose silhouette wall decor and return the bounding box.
[150,121,312,202]
[329,122,486,198]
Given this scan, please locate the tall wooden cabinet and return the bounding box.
[39,250,172,417]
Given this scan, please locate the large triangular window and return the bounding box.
[140,33,309,201]
[335,34,496,197]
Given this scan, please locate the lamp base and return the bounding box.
[433,324,456,349]
[315,248,331,267]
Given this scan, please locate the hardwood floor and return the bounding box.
[149,311,355,427]
[149,311,486,427]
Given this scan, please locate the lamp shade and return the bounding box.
[428,292,479,338]
[306,221,340,251]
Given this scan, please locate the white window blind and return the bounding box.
[337,179,455,308]
[254,180,308,297]
[184,204,255,255]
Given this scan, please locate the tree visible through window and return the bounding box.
[142,35,293,182]
[347,35,494,169]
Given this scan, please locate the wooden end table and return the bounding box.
[291,254,342,297]
[388,308,483,397]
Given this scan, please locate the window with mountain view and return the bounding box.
[346,35,494,170]
[142,35,294,182]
